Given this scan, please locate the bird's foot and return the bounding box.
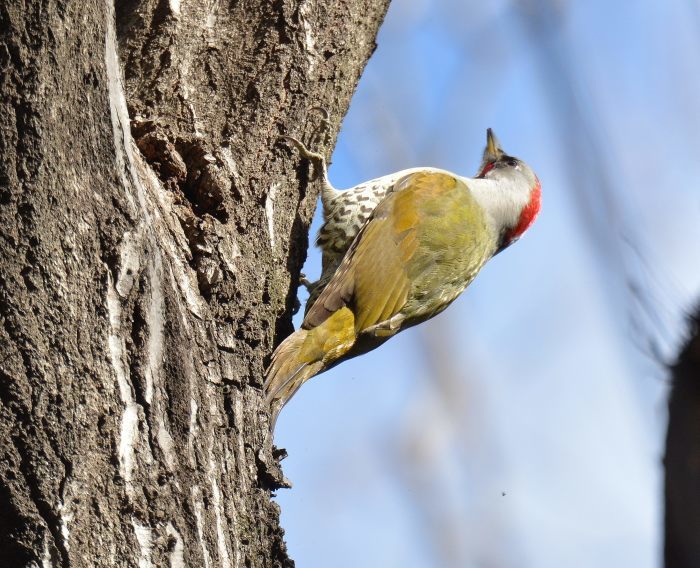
[307,106,331,149]
[277,134,324,163]
[298,272,316,291]
[277,107,331,182]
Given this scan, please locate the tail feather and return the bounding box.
[264,331,311,403]
[266,360,323,431]
[264,307,357,428]
[264,330,325,429]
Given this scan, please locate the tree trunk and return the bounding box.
[665,309,700,567]
[0,0,389,565]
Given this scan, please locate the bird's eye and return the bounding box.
[506,158,518,167]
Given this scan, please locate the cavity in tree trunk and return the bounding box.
[0,0,389,565]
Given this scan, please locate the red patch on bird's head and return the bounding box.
[504,177,541,243]
[478,162,495,178]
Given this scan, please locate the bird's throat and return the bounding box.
[504,178,541,243]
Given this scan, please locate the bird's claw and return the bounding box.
[277,135,323,162]
[308,106,331,148]
[298,272,315,291]
[278,107,332,183]
[277,106,331,158]
[308,106,330,121]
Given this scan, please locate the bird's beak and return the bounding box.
[485,128,504,161]
[476,128,505,176]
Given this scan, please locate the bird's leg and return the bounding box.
[298,272,317,292]
[278,107,332,186]
[277,135,327,183]
[308,106,331,150]
[364,314,406,338]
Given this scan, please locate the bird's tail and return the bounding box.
[264,307,357,428]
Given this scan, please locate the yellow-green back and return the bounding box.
[304,171,495,340]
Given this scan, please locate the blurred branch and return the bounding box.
[387,319,512,568]
[665,307,700,567]
[512,0,670,382]
[511,0,626,267]
[392,323,472,568]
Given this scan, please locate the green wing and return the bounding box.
[303,171,494,340]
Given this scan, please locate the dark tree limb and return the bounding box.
[0,0,389,565]
[665,308,700,567]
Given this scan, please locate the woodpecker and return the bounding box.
[267,128,541,426]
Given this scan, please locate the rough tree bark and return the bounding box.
[0,0,389,566]
[665,309,700,567]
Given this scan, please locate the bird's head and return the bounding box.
[475,128,541,252]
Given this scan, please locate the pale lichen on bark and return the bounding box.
[192,484,213,568]
[266,183,281,251]
[132,520,154,568]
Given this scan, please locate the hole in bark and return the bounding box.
[179,143,230,223]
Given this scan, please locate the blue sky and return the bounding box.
[273,1,700,566]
